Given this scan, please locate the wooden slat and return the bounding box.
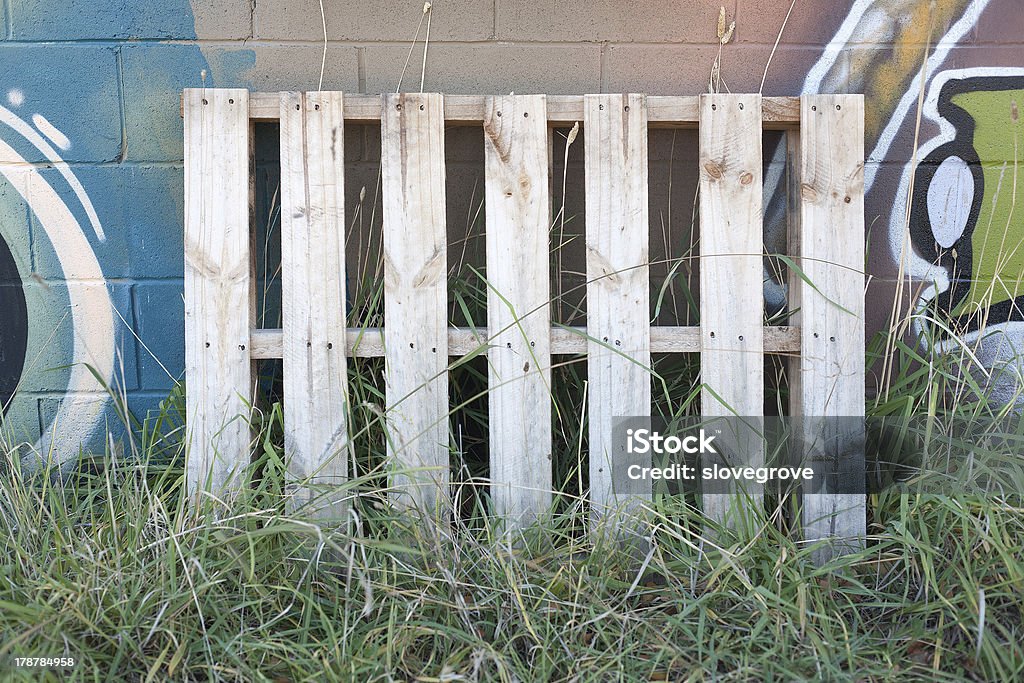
[183,88,253,495]
[797,94,866,561]
[483,95,553,527]
[235,93,801,128]
[699,94,765,524]
[584,94,651,523]
[279,92,350,517]
[785,124,804,530]
[381,92,450,514]
[249,326,801,359]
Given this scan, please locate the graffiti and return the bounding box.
[768,2,1023,346]
[0,0,231,465]
[891,67,1024,385]
[0,235,27,414]
[0,91,116,462]
[763,0,987,314]
[906,72,1024,333]
[801,0,1024,401]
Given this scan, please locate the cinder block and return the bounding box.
[734,0,850,45]
[121,44,242,162]
[31,165,185,281]
[255,0,492,41]
[225,44,360,93]
[604,44,719,95]
[750,46,825,94]
[126,391,183,427]
[0,45,120,163]
[604,44,817,96]
[496,0,714,42]
[737,0,974,46]
[10,0,201,40]
[191,0,253,40]
[864,277,917,345]
[35,394,132,457]
[938,43,1024,75]
[863,161,908,281]
[0,171,31,277]
[133,282,184,389]
[974,2,1020,44]
[120,44,207,162]
[17,280,138,392]
[364,43,602,95]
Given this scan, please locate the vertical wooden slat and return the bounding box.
[797,94,866,561]
[698,94,765,524]
[785,126,804,529]
[584,94,651,524]
[381,93,450,514]
[280,92,350,516]
[183,88,253,495]
[484,95,553,527]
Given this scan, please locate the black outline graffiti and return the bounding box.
[910,75,1024,336]
[0,232,28,414]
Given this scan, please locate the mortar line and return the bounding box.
[356,46,366,93]
[115,45,128,162]
[599,41,608,93]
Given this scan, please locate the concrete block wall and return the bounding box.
[0,0,1022,463]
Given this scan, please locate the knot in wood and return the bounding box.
[703,161,724,180]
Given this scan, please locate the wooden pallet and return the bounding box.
[183,90,865,554]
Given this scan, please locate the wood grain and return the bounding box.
[279,92,350,518]
[381,93,450,515]
[248,325,801,359]
[229,93,801,129]
[584,94,652,525]
[698,94,765,524]
[796,94,866,562]
[183,88,254,496]
[483,95,554,527]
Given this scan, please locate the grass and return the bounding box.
[4,244,1024,683]
[3,124,1024,682]
[1,380,1023,681]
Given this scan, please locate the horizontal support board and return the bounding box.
[183,93,800,128]
[249,326,800,359]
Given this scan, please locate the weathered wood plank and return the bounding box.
[234,93,801,128]
[797,94,866,561]
[381,92,450,515]
[248,325,801,359]
[698,94,765,524]
[584,94,651,524]
[483,95,553,527]
[183,88,254,495]
[279,92,350,517]
[785,125,805,529]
